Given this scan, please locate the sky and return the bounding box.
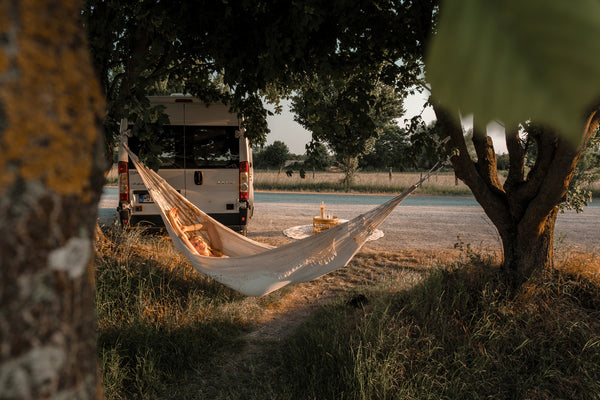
[265,92,508,155]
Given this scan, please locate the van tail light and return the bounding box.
[239,161,249,201]
[118,161,130,202]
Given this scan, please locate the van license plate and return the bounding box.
[139,194,153,203]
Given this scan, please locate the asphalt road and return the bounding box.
[98,189,600,252]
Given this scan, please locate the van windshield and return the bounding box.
[128,125,240,169]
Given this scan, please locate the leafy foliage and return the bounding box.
[83,0,277,151]
[84,0,438,158]
[303,141,331,171]
[563,127,600,211]
[359,125,411,170]
[427,0,600,142]
[253,141,291,170]
[292,74,404,186]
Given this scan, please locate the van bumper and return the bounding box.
[129,211,249,234]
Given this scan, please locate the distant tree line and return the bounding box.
[255,126,600,183]
[254,120,450,173]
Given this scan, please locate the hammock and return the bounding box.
[123,145,440,296]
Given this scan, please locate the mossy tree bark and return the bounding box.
[433,103,599,286]
[0,1,105,398]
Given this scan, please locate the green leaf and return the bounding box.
[426,0,600,143]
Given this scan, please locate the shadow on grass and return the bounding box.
[266,255,600,400]
[97,227,600,399]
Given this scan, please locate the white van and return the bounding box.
[117,95,254,234]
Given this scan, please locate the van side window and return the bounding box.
[159,126,185,168]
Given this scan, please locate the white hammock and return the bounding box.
[124,145,439,296]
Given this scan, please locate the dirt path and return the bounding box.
[201,249,457,395]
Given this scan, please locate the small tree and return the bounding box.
[254,140,291,171]
[292,73,404,188]
[359,125,411,171]
[427,1,600,285]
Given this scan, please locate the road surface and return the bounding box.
[98,189,599,252]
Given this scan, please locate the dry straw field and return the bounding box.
[254,170,472,195]
[255,169,600,196]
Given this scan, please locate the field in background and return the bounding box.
[255,170,472,195]
[106,166,600,197]
[256,169,600,197]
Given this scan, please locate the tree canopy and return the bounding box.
[83,0,437,152]
[427,0,600,143]
[253,141,291,170]
[83,0,600,283]
[292,74,405,186]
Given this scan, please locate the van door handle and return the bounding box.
[194,171,203,185]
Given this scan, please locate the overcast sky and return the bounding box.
[265,92,507,155]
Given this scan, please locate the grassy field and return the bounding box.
[255,170,472,195]
[96,227,600,399]
[255,169,600,197]
[106,166,600,197]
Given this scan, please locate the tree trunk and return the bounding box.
[0,2,105,399]
[340,155,357,189]
[498,207,558,285]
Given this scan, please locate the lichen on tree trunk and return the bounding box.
[0,1,105,398]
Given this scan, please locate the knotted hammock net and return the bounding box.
[123,145,439,296]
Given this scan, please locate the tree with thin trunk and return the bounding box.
[291,74,404,189]
[0,2,105,398]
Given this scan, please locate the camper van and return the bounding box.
[117,95,254,234]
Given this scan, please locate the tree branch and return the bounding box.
[525,128,557,192]
[432,102,511,231]
[472,117,503,194]
[504,125,558,220]
[504,124,525,190]
[522,109,600,228]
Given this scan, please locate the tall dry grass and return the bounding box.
[256,169,600,198]
[96,226,600,399]
[271,248,600,399]
[255,170,472,195]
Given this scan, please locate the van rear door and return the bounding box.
[183,126,240,215]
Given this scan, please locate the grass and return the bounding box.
[95,228,284,399]
[255,169,600,198]
[255,170,472,195]
[272,251,600,399]
[96,227,600,399]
